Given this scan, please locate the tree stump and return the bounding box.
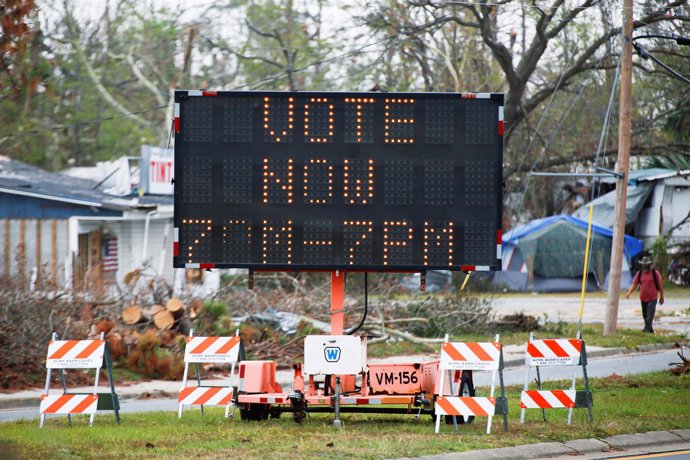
[153,310,175,330]
[166,297,185,318]
[122,305,143,325]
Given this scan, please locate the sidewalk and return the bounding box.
[0,342,675,411]
[490,294,690,335]
[404,429,690,459]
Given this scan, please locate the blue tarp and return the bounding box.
[503,215,643,262]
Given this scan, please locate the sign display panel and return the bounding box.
[173,91,503,271]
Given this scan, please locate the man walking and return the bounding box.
[625,256,665,333]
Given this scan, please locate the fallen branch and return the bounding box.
[378,317,430,324]
[362,324,444,344]
[670,347,688,376]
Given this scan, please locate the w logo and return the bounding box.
[324,347,341,362]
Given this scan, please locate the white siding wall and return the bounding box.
[635,184,662,242]
[669,185,690,245]
[635,181,690,247]
[118,218,173,284]
[0,219,68,288]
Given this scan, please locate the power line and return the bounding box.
[634,43,690,84]
[513,34,619,218]
[425,0,687,12]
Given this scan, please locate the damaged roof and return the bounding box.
[0,156,171,210]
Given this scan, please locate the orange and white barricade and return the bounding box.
[434,334,508,434]
[178,329,242,418]
[40,332,120,428]
[519,332,593,424]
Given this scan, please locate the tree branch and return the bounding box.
[64,2,151,128]
[505,142,690,178]
[126,48,167,107]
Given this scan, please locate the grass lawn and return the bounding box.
[2,372,688,459]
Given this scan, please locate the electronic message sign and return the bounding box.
[173,91,503,272]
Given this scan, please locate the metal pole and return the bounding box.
[104,340,120,425]
[568,331,581,425]
[447,370,458,432]
[60,369,71,426]
[581,341,594,423]
[331,271,345,335]
[40,332,58,428]
[333,377,342,427]
[486,334,499,434]
[520,332,533,424]
[226,328,240,418]
[536,366,546,422]
[435,334,449,434]
[179,329,193,418]
[578,204,595,335]
[195,363,204,416]
[605,0,634,336]
[89,333,104,427]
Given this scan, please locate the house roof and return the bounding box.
[600,168,690,184]
[572,183,653,229]
[0,156,171,210]
[633,169,690,183]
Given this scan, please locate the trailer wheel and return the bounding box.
[289,391,307,424]
[240,403,270,421]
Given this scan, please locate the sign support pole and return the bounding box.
[331,271,345,335]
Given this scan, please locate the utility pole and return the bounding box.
[605,0,634,336]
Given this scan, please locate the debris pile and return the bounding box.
[670,347,689,376]
[0,272,498,388]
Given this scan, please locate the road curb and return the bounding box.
[407,430,690,459]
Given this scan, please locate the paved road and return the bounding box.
[1,347,682,423]
[473,348,684,387]
[613,450,690,459]
[550,447,690,460]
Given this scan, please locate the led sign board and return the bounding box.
[173,91,503,272]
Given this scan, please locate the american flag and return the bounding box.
[103,238,118,272]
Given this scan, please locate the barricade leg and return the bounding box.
[195,363,205,416]
[89,332,104,427]
[40,367,52,428]
[499,366,508,432]
[566,332,579,424]
[104,345,120,425]
[520,332,534,424]
[582,343,593,422]
[567,368,577,425]
[536,366,547,422]
[225,361,236,418]
[486,334,499,434]
[447,370,458,432]
[178,361,189,418]
[434,334,449,434]
[60,369,72,426]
